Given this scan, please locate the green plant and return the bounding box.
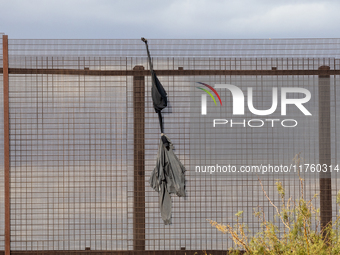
[209,176,340,254]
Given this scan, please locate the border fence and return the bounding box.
[1,36,340,254]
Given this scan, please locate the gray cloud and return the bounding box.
[0,0,339,39]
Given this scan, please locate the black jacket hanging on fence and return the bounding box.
[142,37,167,133]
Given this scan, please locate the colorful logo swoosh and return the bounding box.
[196,82,223,106]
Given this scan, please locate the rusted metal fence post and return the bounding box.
[318,65,332,233]
[133,66,145,250]
[3,34,10,255]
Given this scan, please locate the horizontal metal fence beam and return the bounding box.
[3,250,239,255]
[0,68,340,76]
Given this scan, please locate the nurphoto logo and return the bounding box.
[196,82,312,128]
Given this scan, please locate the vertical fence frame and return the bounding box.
[2,35,10,255]
[319,65,332,232]
[133,66,146,250]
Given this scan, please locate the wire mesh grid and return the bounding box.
[1,39,340,252]
[6,38,340,58]
[8,59,134,250]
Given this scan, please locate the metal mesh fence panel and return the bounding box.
[1,39,340,253]
[8,58,135,250]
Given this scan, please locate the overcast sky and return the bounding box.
[1,0,340,39]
